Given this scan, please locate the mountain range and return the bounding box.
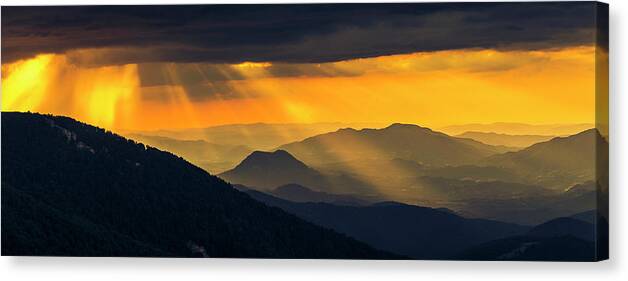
[439,122,593,136]
[447,181,604,225]
[244,189,528,259]
[456,131,555,148]
[243,188,606,260]
[220,150,329,190]
[459,215,608,261]
[125,122,386,151]
[235,184,369,206]
[485,129,607,190]
[278,123,508,167]
[1,112,395,258]
[1,112,607,260]
[220,150,381,196]
[221,127,605,225]
[125,133,251,173]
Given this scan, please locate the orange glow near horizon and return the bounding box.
[1,46,597,132]
[2,54,140,129]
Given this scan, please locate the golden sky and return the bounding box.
[2,46,598,131]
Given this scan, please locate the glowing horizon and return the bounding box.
[2,46,599,132]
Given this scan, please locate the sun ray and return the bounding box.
[2,54,55,111]
[1,46,595,132]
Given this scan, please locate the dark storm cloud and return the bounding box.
[1,2,606,65]
[137,62,361,85]
[135,61,363,101]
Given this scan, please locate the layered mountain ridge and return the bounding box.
[1,112,395,258]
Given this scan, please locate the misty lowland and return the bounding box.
[1,112,608,260]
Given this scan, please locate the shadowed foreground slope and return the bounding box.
[1,112,395,259]
[244,189,528,259]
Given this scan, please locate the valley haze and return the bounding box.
[1,2,608,261]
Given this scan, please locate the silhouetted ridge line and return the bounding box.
[1,112,397,259]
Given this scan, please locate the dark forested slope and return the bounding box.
[1,112,394,258]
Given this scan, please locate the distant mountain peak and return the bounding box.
[335,123,433,135]
[385,123,423,129]
[383,123,437,134]
[455,131,556,148]
[279,121,502,166]
[484,128,607,190]
[523,128,603,150]
[440,122,594,136]
[274,183,312,193]
[240,149,303,165]
[220,149,326,190]
[229,150,312,176]
[337,127,358,132]
[572,128,601,138]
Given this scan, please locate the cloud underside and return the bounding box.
[1,2,607,65]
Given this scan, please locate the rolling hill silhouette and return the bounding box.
[458,215,607,261]
[312,159,530,203]
[527,217,594,241]
[126,122,385,151]
[456,131,554,148]
[485,129,607,190]
[271,184,369,205]
[316,159,521,183]
[440,180,603,225]
[440,122,593,136]
[410,176,556,201]
[234,183,369,206]
[278,123,506,167]
[220,150,380,196]
[126,133,251,173]
[244,189,528,259]
[459,235,596,261]
[1,112,396,258]
[569,210,598,224]
[219,150,330,190]
[222,127,606,227]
